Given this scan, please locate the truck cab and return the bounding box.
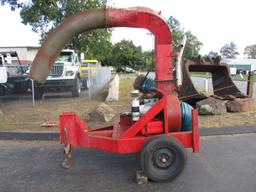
[0,52,30,95]
[47,49,79,80]
[34,49,81,99]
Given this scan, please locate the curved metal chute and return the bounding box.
[29,7,176,94]
[30,9,106,83]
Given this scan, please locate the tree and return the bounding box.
[220,41,239,58]
[143,51,154,71]
[167,16,202,59]
[112,40,144,70]
[1,0,112,61]
[206,51,220,58]
[244,44,256,59]
[183,31,203,59]
[167,16,184,51]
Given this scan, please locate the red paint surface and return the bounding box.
[107,8,176,94]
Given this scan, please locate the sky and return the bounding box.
[1,0,256,56]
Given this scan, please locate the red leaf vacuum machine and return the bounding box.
[29,7,200,183]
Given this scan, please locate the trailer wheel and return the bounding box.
[72,76,81,97]
[140,135,187,182]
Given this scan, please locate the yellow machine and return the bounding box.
[80,59,100,88]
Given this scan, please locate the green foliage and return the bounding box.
[111,40,144,70]
[0,0,22,11]
[167,16,184,50]
[167,16,202,59]
[206,51,220,58]
[75,29,112,63]
[220,41,239,58]
[244,44,256,59]
[184,31,203,59]
[1,0,106,34]
[143,51,154,71]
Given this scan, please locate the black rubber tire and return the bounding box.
[71,76,81,97]
[140,135,187,182]
[81,80,88,90]
[34,87,44,100]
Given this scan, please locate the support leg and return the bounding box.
[62,128,74,169]
[62,153,73,169]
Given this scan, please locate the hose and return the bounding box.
[181,102,193,131]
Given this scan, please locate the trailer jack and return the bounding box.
[62,128,73,169]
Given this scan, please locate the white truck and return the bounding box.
[34,49,82,99]
[0,51,30,96]
[0,54,7,84]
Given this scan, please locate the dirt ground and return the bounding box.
[0,76,256,131]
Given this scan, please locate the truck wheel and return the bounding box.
[72,77,81,97]
[140,135,187,182]
[34,87,44,100]
[81,80,87,90]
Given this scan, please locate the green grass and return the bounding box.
[190,72,212,78]
[119,76,134,97]
[231,74,249,81]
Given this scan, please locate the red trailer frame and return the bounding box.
[60,89,200,154]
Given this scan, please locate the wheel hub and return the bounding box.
[153,148,175,169]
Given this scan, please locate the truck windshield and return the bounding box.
[56,52,72,62]
[81,62,97,67]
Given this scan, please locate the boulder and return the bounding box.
[226,98,256,112]
[88,103,115,122]
[196,97,227,115]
